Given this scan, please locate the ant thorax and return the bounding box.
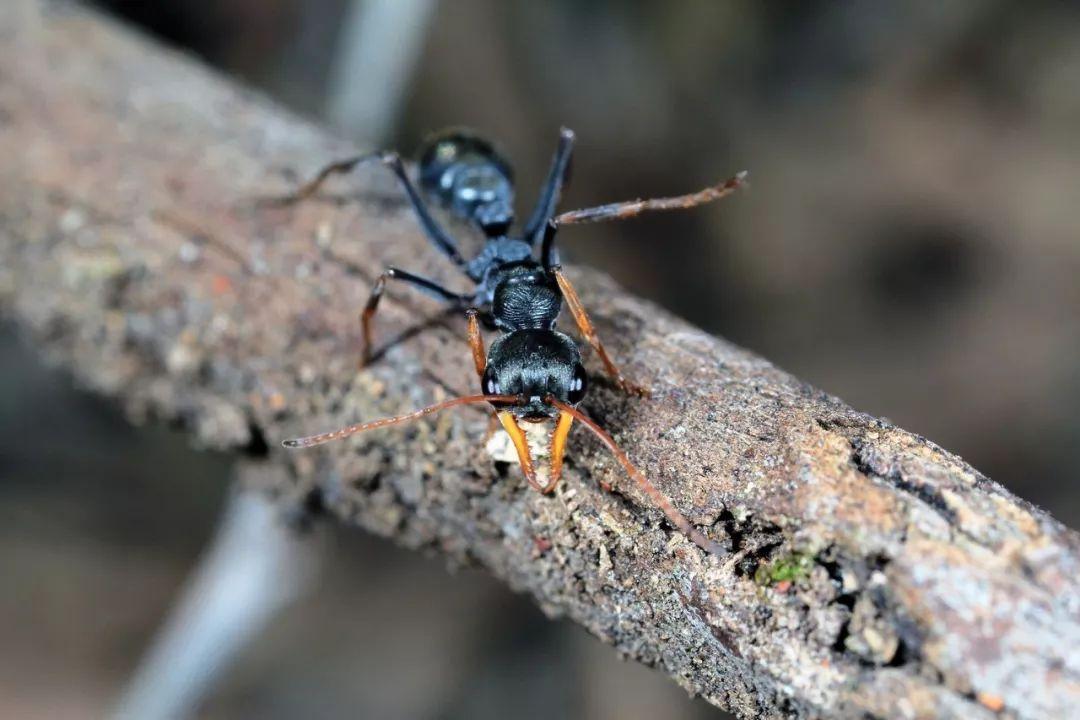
[466,237,532,284]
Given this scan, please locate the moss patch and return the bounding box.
[754,552,814,586]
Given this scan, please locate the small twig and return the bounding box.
[112,482,323,720]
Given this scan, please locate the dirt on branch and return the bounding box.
[1,2,1078,718]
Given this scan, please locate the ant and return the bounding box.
[280,128,745,555]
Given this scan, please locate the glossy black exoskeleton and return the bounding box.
[417,131,515,237]
[281,127,746,555]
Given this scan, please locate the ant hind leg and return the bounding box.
[278,152,384,204]
[380,153,469,270]
[553,171,747,227]
[361,267,473,366]
[278,151,471,274]
[551,265,649,397]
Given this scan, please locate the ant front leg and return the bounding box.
[551,265,649,397]
[522,127,575,246]
[361,267,473,366]
[553,171,747,227]
[465,308,487,380]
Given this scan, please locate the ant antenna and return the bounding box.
[282,394,520,449]
[546,396,723,556]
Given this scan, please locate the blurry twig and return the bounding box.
[112,479,323,720]
[327,0,437,144]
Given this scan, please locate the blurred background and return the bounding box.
[3,1,1079,717]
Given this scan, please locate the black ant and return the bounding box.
[280,128,745,555]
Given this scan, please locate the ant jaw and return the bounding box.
[493,406,574,495]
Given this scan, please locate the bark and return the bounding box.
[2,2,1078,718]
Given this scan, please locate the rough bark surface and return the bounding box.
[2,3,1078,718]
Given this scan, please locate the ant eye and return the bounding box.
[482,367,500,396]
[567,364,588,404]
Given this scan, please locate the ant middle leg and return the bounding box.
[551,265,649,397]
[552,171,747,227]
[362,267,473,366]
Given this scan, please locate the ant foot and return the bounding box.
[617,377,651,398]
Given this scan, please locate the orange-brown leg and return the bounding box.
[359,268,473,367]
[551,266,649,397]
[545,396,723,556]
[468,307,500,440]
[360,273,389,367]
[466,309,486,379]
[552,171,747,226]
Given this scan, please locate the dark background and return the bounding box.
[3,1,1078,718]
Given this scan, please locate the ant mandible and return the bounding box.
[280,128,745,555]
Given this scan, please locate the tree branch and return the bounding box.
[2,3,1077,718]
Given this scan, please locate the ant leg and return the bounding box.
[361,267,472,366]
[522,127,575,246]
[551,265,649,397]
[280,152,383,203]
[466,309,486,379]
[552,171,747,227]
[281,151,469,271]
[540,219,560,270]
[380,152,469,270]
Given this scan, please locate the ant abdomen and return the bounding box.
[418,130,516,236]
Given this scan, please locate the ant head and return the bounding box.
[483,330,587,421]
[418,129,515,236]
